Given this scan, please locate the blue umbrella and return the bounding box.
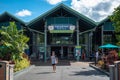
[99,44,119,48]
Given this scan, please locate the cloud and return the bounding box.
[71,0,120,22]
[15,9,32,17]
[46,0,67,5]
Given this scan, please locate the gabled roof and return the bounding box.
[28,3,97,26]
[97,17,110,27]
[94,17,114,31]
[0,12,25,26]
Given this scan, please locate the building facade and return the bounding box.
[27,4,96,61]
[0,4,116,62]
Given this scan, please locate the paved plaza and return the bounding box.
[14,61,109,80]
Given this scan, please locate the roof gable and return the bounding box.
[97,17,110,26]
[28,3,97,26]
[0,12,25,26]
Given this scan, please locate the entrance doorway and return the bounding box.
[63,46,68,58]
[51,46,74,59]
[51,46,61,58]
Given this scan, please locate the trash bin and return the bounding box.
[0,61,9,80]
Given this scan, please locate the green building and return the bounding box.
[0,4,116,61]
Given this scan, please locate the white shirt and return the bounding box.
[51,56,56,64]
[96,51,99,58]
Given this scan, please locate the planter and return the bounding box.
[9,60,15,64]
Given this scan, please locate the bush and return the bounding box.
[0,22,29,61]
[98,60,104,68]
[14,58,30,72]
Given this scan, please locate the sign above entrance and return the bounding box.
[75,46,81,48]
[48,24,75,33]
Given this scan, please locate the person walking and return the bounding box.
[51,51,58,73]
[95,50,99,65]
[82,52,85,60]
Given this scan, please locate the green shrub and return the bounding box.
[14,58,30,72]
[0,22,29,61]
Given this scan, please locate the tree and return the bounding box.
[110,5,120,45]
[0,22,29,61]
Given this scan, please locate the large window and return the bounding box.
[79,35,86,44]
[37,33,44,45]
[49,33,75,45]
[103,35,112,44]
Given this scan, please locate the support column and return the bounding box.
[76,21,79,46]
[44,21,47,62]
[76,20,80,61]
[101,25,103,45]
[90,32,93,54]
[32,32,36,58]
[61,46,63,59]
[101,25,104,52]
[91,32,93,54]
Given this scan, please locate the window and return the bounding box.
[103,35,112,44]
[50,33,74,45]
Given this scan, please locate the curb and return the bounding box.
[89,63,109,76]
[14,65,35,78]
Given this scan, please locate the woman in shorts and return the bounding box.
[51,51,58,73]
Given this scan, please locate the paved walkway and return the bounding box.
[14,60,109,80]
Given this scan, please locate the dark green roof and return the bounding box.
[97,17,110,26]
[28,3,97,26]
[0,12,25,26]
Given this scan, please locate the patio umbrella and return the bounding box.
[99,44,119,48]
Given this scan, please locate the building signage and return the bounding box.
[48,24,75,33]
[75,46,81,61]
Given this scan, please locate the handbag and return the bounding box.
[55,57,58,64]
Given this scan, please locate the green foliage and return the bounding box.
[110,5,120,45]
[0,22,29,61]
[14,57,30,72]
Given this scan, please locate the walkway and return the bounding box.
[14,60,109,80]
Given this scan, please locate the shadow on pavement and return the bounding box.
[36,72,54,74]
[70,70,107,76]
[31,59,72,66]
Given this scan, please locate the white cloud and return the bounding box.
[71,0,120,22]
[46,0,67,5]
[15,9,32,17]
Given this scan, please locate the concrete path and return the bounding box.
[14,61,109,80]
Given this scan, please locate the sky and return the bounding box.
[0,0,120,22]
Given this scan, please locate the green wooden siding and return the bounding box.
[103,22,114,31]
[0,22,9,27]
[47,17,76,26]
